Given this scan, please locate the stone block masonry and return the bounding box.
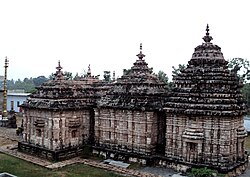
[18,26,248,176]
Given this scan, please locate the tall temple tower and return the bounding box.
[164,25,248,173]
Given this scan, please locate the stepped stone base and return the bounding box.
[92,146,248,176]
[18,142,83,161]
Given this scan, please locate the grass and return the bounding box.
[0,153,123,177]
[127,162,142,170]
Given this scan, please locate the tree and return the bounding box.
[123,69,131,75]
[48,73,55,80]
[172,64,186,78]
[33,76,48,86]
[157,70,169,85]
[64,71,73,80]
[103,71,111,82]
[228,58,250,83]
[74,72,79,80]
[242,83,250,106]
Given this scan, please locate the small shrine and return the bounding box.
[19,61,98,160]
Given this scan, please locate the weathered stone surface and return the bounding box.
[17,26,248,175]
[164,25,248,172]
[94,44,168,156]
[19,62,99,160]
[97,44,167,111]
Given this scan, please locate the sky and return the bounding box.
[0,0,250,81]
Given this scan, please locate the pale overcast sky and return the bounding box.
[0,0,250,80]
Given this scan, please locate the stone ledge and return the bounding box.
[1,143,161,177]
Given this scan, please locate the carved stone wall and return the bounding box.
[17,27,248,175]
[95,108,163,155]
[22,108,91,151]
[164,25,247,172]
[165,115,247,168]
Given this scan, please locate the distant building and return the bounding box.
[7,90,30,112]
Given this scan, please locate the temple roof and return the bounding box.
[21,62,98,110]
[97,44,167,111]
[164,25,245,117]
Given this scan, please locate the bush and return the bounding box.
[187,167,220,177]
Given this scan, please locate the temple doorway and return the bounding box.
[186,142,198,163]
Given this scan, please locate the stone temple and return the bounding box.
[18,25,248,175]
[164,25,247,173]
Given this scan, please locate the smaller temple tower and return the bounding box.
[19,61,98,160]
[94,44,168,161]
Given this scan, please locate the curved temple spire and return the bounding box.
[203,24,213,43]
[136,43,146,60]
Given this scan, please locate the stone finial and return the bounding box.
[136,43,146,60]
[112,71,116,81]
[56,60,62,71]
[87,64,91,77]
[203,24,213,43]
[55,60,64,80]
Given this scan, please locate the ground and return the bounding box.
[1,116,250,177]
[0,153,123,177]
[0,117,124,177]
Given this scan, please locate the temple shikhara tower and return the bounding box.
[94,44,167,157]
[164,25,248,172]
[19,61,98,160]
[18,25,248,175]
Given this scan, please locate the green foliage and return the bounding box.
[74,72,79,80]
[127,162,142,169]
[123,69,131,75]
[157,70,169,84]
[48,72,55,80]
[228,58,250,112]
[242,83,250,112]
[1,76,49,93]
[33,76,48,86]
[64,71,73,80]
[228,58,250,83]
[7,77,36,93]
[103,71,111,82]
[0,153,122,177]
[187,167,220,177]
[172,64,186,77]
